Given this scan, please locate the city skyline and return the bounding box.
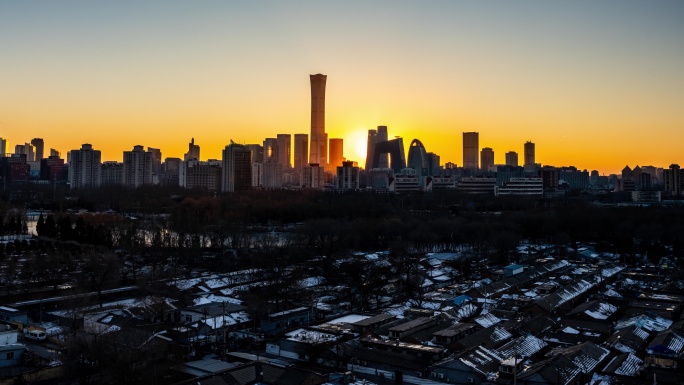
[1,1,683,174]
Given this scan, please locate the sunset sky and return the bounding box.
[1,1,683,174]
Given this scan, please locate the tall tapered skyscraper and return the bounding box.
[309,74,327,165]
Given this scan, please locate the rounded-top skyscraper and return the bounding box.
[309,74,327,165]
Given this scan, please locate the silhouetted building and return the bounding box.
[370,138,406,173]
[0,138,8,155]
[0,154,30,186]
[31,138,44,161]
[147,147,162,178]
[663,164,684,196]
[376,126,389,168]
[336,161,360,190]
[40,155,67,182]
[293,134,308,171]
[309,74,327,166]
[245,144,264,166]
[15,143,35,162]
[505,151,518,167]
[369,168,394,191]
[68,144,101,189]
[123,145,154,188]
[559,167,589,189]
[427,152,440,176]
[496,165,525,186]
[262,162,283,188]
[539,166,559,190]
[524,141,535,167]
[463,132,479,170]
[480,147,494,172]
[277,134,291,169]
[184,138,200,161]
[50,148,60,158]
[185,160,222,192]
[365,129,377,171]
[263,138,277,163]
[221,142,251,192]
[302,163,324,189]
[407,139,429,180]
[101,161,124,185]
[328,138,344,170]
[162,157,181,186]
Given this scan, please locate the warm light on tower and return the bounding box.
[309,74,327,165]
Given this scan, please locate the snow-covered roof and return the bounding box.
[286,328,339,344]
[585,303,618,320]
[474,313,501,328]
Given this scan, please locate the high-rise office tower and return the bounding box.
[505,151,518,167]
[0,138,8,155]
[276,134,292,168]
[293,134,308,170]
[245,144,264,166]
[328,138,344,169]
[31,138,44,161]
[184,138,200,161]
[480,147,494,172]
[68,144,101,189]
[15,143,36,162]
[463,132,479,170]
[147,147,162,176]
[407,139,429,179]
[263,138,278,163]
[123,145,154,188]
[309,74,327,166]
[524,141,535,166]
[50,149,60,158]
[222,142,252,192]
[365,129,377,171]
[376,126,389,169]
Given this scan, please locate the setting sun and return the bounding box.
[343,129,368,165]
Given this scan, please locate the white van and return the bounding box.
[26,330,47,341]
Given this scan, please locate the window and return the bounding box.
[6,352,14,360]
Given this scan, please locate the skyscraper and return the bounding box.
[276,134,291,168]
[184,138,200,161]
[365,129,377,171]
[505,151,518,167]
[293,134,308,170]
[309,74,327,166]
[222,142,252,192]
[480,147,494,172]
[263,138,278,163]
[524,141,535,167]
[68,144,101,189]
[31,138,44,161]
[15,143,36,162]
[463,132,479,170]
[328,138,344,169]
[376,126,389,169]
[0,138,8,155]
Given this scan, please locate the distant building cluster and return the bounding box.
[1,74,683,201]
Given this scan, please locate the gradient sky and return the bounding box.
[2,1,683,174]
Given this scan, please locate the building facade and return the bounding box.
[221,143,252,192]
[309,74,327,166]
[463,132,479,170]
[68,144,101,189]
[123,145,154,188]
